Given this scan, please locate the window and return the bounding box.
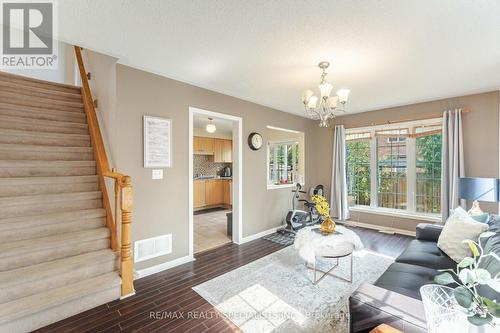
[268,141,299,185]
[346,120,442,215]
[346,133,371,206]
[266,126,305,189]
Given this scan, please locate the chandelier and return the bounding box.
[301,62,350,127]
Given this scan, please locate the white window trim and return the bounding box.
[347,118,442,217]
[266,140,302,190]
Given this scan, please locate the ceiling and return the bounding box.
[58,1,500,116]
[193,115,233,134]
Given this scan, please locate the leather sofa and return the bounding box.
[349,219,500,333]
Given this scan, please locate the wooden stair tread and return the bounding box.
[0,249,116,288]
[0,272,120,324]
[0,227,110,255]
[0,191,102,208]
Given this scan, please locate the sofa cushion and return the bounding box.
[395,239,456,270]
[437,206,489,262]
[477,214,500,301]
[374,262,440,300]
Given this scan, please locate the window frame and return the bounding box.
[346,118,442,220]
[266,140,301,190]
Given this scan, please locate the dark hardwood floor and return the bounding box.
[33,226,413,333]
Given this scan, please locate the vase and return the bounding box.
[320,217,335,234]
[420,284,469,333]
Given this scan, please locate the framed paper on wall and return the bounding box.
[143,116,172,168]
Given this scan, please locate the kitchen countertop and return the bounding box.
[194,176,232,180]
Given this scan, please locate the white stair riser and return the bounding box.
[0,259,117,304]
[0,150,94,161]
[0,238,110,272]
[1,199,103,218]
[0,166,96,177]
[0,108,87,124]
[0,217,105,243]
[0,182,98,197]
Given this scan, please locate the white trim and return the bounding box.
[350,205,441,223]
[134,255,195,279]
[345,117,442,133]
[345,220,417,237]
[266,184,297,190]
[266,125,300,134]
[238,226,282,244]
[188,107,243,256]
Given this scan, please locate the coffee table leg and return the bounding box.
[306,254,353,284]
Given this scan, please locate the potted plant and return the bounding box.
[311,194,335,234]
[434,231,500,327]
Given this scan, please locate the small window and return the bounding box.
[266,126,305,189]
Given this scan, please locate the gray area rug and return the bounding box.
[193,246,394,333]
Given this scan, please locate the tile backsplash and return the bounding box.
[194,155,231,177]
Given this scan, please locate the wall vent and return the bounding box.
[134,234,172,263]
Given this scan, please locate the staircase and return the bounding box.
[0,71,122,332]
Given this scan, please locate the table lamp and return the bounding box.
[457,177,499,215]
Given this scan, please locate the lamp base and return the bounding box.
[467,200,484,216]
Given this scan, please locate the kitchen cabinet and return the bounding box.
[194,179,232,209]
[223,180,231,204]
[214,139,232,163]
[194,180,207,207]
[193,136,215,154]
[206,180,224,205]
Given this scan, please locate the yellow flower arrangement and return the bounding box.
[311,194,335,234]
[311,194,330,218]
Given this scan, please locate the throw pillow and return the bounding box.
[438,207,489,262]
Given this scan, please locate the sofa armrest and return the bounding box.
[349,283,427,333]
[415,223,443,242]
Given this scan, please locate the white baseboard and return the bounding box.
[134,255,195,279]
[238,226,281,244]
[345,221,416,237]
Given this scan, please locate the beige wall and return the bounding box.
[319,91,500,231]
[115,65,323,270]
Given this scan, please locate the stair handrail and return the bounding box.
[74,45,134,297]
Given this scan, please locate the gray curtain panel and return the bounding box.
[331,125,350,220]
[441,109,465,222]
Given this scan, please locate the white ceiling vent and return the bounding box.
[134,234,172,263]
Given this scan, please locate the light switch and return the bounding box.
[152,169,163,180]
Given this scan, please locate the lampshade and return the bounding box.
[336,88,350,103]
[302,89,314,103]
[458,177,500,202]
[307,96,318,109]
[328,95,339,109]
[319,83,333,99]
[206,118,216,133]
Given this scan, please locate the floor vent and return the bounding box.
[134,234,172,262]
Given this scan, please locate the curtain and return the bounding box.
[331,125,350,220]
[441,109,465,222]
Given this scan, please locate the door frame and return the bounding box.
[188,107,243,257]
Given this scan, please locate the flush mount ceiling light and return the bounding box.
[206,118,216,133]
[302,62,350,127]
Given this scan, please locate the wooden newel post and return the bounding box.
[120,175,135,297]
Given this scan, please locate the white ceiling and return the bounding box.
[58,1,500,116]
[193,115,233,134]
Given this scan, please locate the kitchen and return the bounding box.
[193,116,233,253]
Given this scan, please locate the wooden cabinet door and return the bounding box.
[213,139,224,162]
[193,136,200,152]
[199,137,214,154]
[194,180,206,208]
[223,181,231,204]
[206,180,223,205]
[222,140,232,162]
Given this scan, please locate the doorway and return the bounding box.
[188,107,242,256]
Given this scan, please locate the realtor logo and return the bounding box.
[1,1,57,68]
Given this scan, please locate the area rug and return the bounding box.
[192,246,394,333]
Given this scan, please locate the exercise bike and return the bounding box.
[278,183,323,234]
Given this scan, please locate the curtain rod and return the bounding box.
[363,108,471,127]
